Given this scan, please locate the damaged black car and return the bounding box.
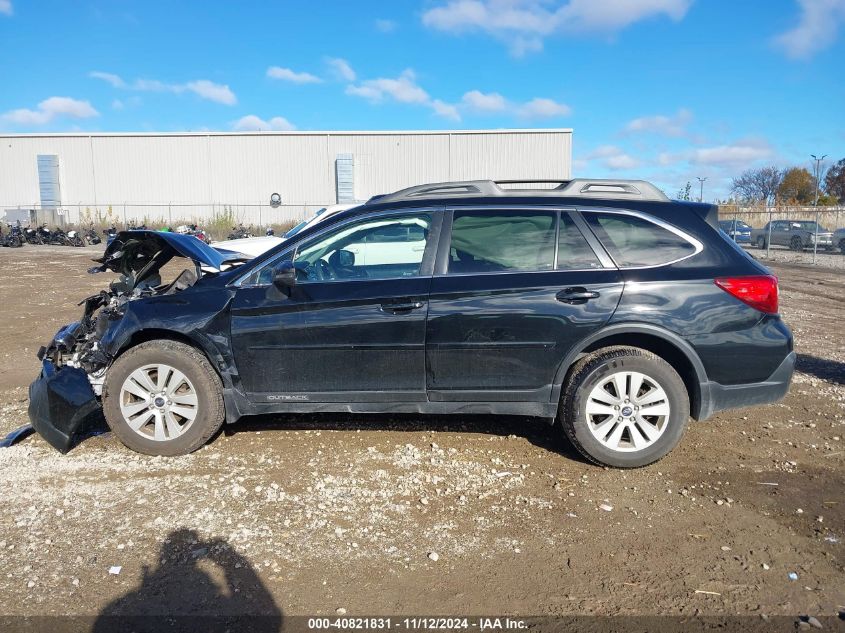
[28,179,795,468]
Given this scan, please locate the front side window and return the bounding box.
[448,210,556,274]
[583,212,697,267]
[291,213,432,282]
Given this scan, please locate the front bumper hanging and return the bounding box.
[27,360,105,453]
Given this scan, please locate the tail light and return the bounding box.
[715,275,778,314]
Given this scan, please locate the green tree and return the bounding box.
[777,167,815,204]
[824,158,845,203]
[676,181,692,201]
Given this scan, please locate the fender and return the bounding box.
[549,322,708,409]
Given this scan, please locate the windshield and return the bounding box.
[284,208,327,239]
[721,220,751,230]
[792,221,828,232]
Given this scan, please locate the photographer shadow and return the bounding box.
[92,528,283,633]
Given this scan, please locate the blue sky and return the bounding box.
[1,0,844,199]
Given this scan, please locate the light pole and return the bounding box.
[811,154,827,207]
[696,177,707,202]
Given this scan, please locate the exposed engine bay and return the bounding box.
[36,230,248,399]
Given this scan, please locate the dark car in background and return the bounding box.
[28,179,795,468]
[719,219,752,244]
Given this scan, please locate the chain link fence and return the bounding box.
[718,205,844,270]
[0,202,331,241]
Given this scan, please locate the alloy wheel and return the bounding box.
[585,371,670,452]
[119,364,199,441]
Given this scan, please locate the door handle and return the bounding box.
[381,301,426,313]
[556,287,600,304]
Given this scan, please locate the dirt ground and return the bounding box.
[0,245,843,627]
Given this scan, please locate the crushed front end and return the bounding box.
[26,230,247,452]
[28,278,161,451]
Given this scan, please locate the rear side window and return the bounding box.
[584,212,697,267]
[449,210,556,273]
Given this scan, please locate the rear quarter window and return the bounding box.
[583,212,697,267]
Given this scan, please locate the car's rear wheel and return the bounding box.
[558,346,689,468]
[102,340,225,456]
[756,236,766,249]
[840,240,845,255]
[789,236,803,251]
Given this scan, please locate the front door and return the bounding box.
[426,209,623,402]
[231,210,441,402]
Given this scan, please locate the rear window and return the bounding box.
[449,210,556,273]
[584,212,697,267]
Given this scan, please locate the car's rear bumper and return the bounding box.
[27,360,104,453]
[697,351,796,421]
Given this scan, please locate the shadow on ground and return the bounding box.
[796,354,845,385]
[92,528,283,633]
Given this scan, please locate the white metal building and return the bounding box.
[0,129,572,226]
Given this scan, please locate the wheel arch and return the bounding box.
[111,328,231,388]
[551,324,708,420]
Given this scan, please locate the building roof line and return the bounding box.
[0,128,573,139]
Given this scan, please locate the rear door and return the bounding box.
[425,208,623,402]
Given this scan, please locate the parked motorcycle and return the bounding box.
[104,226,119,246]
[83,227,102,245]
[23,225,42,245]
[65,229,85,247]
[1,223,24,247]
[228,224,253,240]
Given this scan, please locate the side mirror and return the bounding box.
[273,260,296,288]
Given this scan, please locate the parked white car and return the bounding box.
[211,203,362,259]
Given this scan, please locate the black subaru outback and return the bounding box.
[28,179,795,468]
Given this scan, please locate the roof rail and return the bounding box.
[369,178,669,205]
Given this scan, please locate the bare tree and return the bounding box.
[730,166,783,205]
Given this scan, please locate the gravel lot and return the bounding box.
[0,245,843,626]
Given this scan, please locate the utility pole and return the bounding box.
[697,177,707,202]
[811,154,827,207]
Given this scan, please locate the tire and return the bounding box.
[789,236,803,251]
[558,346,690,468]
[756,236,766,249]
[102,340,225,456]
[840,240,845,255]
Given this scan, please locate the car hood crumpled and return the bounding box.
[90,230,249,278]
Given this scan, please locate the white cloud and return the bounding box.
[432,99,462,121]
[375,18,397,32]
[266,66,322,84]
[774,0,845,59]
[232,115,297,132]
[686,142,774,166]
[88,71,236,104]
[90,71,126,88]
[625,108,692,137]
[2,96,99,125]
[346,69,431,104]
[185,80,237,105]
[583,144,641,170]
[112,99,124,110]
[422,0,692,55]
[326,57,356,82]
[0,0,11,16]
[457,91,570,118]
[518,97,571,118]
[461,90,508,112]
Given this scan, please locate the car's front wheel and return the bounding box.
[790,236,804,251]
[558,346,689,468]
[756,236,766,249]
[102,340,225,456]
